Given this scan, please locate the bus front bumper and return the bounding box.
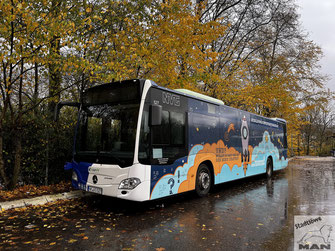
[79,180,150,202]
[69,162,151,202]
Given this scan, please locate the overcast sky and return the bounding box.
[296,0,335,92]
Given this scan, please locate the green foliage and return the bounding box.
[1,109,76,186]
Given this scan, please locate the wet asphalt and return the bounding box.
[1,158,335,251]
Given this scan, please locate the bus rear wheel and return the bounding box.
[195,164,212,197]
[266,157,273,178]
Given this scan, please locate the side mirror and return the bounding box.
[54,101,80,121]
[150,104,162,126]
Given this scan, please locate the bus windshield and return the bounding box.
[75,103,140,167]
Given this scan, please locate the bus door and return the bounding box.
[148,88,188,197]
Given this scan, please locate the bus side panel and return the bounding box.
[213,108,266,184]
[272,122,288,171]
[149,88,191,200]
[215,106,241,184]
[149,91,288,200]
[248,115,288,173]
[150,98,222,200]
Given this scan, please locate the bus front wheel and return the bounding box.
[266,157,273,178]
[195,164,212,197]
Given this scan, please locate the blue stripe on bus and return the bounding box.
[65,161,92,189]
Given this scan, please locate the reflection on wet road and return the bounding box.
[1,158,335,250]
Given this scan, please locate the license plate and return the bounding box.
[88,186,102,194]
[77,183,86,190]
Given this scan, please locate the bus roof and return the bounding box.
[271,118,287,124]
[174,89,225,106]
[150,81,287,125]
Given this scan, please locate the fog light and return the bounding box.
[118,178,141,190]
[72,171,78,181]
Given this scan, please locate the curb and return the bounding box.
[0,190,93,212]
[289,156,335,162]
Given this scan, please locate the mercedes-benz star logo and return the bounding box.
[92,175,98,184]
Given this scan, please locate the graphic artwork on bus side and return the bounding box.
[241,116,250,175]
[150,130,288,200]
[224,123,235,141]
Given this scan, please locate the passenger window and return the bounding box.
[150,110,186,164]
[171,111,185,145]
[152,110,170,145]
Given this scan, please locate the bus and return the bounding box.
[57,79,288,201]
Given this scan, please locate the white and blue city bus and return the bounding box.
[57,79,288,201]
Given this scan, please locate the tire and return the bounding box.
[195,163,212,197]
[266,157,273,178]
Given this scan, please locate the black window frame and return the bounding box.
[149,109,187,165]
[151,110,186,147]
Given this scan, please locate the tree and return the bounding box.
[300,94,334,155]
[0,0,84,188]
[197,0,332,154]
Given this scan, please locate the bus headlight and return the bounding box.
[72,171,78,181]
[118,178,141,190]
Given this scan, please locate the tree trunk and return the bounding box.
[10,132,22,189]
[10,50,24,189]
[48,0,62,117]
[33,62,39,115]
[48,36,61,116]
[298,134,300,156]
[306,134,310,155]
[0,3,14,188]
[0,128,9,188]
